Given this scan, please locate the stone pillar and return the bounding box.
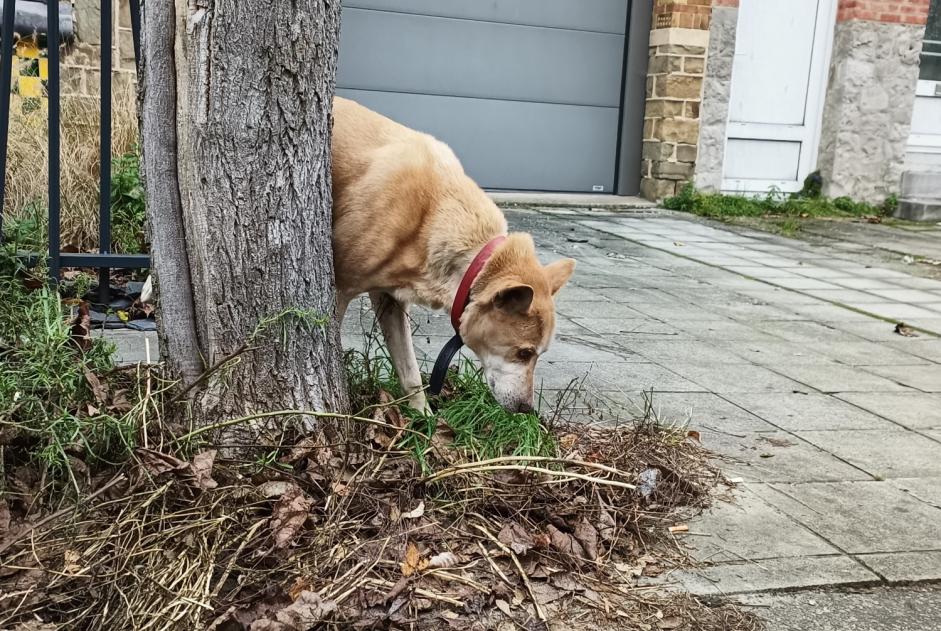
[694,0,738,192]
[816,1,929,203]
[640,0,712,201]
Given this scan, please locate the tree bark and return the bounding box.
[141,0,348,444]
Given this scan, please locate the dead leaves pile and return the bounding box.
[0,415,748,631]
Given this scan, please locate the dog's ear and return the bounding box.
[493,284,535,315]
[544,258,576,295]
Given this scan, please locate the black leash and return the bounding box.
[428,333,465,396]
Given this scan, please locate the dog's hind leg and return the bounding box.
[369,291,428,414]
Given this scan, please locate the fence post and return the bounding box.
[97,0,112,304]
[0,0,16,239]
[47,0,60,283]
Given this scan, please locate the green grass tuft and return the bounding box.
[345,346,556,471]
[663,182,896,224]
[0,276,138,484]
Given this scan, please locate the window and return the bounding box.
[923,0,941,82]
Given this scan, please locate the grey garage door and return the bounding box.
[336,0,629,193]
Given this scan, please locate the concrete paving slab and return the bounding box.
[861,364,941,393]
[771,363,916,393]
[543,360,707,393]
[684,487,841,563]
[626,339,754,365]
[633,392,777,433]
[724,393,895,431]
[699,430,872,484]
[569,317,682,337]
[752,482,941,553]
[671,555,877,596]
[860,551,941,583]
[740,585,941,631]
[94,330,158,366]
[674,363,817,394]
[796,429,941,479]
[890,477,941,507]
[713,340,838,366]
[835,392,941,429]
[671,319,784,343]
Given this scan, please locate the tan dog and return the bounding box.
[332,97,575,413]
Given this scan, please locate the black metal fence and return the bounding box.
[0,0,148,303]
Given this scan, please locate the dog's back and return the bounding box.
[331,97,504,301]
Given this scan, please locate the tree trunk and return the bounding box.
[140,0,348,444]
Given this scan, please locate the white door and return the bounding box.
[722,0,837,194]
[906,2,941,171]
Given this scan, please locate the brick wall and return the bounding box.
[836,0,930,25]
[653,0,713,29]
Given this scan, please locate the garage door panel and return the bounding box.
[343,0,628,34]
[338,8,625,108]
[337,89,619,193]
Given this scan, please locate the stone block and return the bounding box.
[647,54,684,74]
[676,143,697,162]
[683,56,705,74]
[651,159,694,180]
[640,177,678,201]
[657,44,706,56]
[118,0,133,29]
[642,118,660,140]
[642,140,675,161]
[644,99,684,118]
[659,118,700,144]
[118,28,136,67]
[684,100,700,118]
[62,66,86,96]
[655,74,703,99]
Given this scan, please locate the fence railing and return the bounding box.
[0,0,148,304]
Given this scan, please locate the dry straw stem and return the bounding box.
[2,83,138,250]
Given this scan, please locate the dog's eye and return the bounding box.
[516,348,536,362]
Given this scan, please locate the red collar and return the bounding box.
[450,236,506,331]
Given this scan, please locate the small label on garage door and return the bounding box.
[592,185,605,192]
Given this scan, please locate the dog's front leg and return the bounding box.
[369,292,429,414]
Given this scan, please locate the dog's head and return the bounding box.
[460,234,575,413]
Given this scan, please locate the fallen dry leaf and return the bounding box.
[529,581,563,606]
[84,369,108,404]
[259,481,302,498]
[659,616,683,629]
[595,508,616,542]
[894,322,919,337]
[70,302,92,352]
[190,450,219,490]
[426,551,459,569]
[270,486,313,549]
[494,599,512,617]
[136,448,188,476]
[547,525,585,559]
[498,522,535,555]
[400,542,428,577]
[574,519,599,561]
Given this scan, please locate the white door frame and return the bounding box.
[722,0,838,194]
[909,77,941,157]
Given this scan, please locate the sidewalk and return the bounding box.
[110,206,941,605]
